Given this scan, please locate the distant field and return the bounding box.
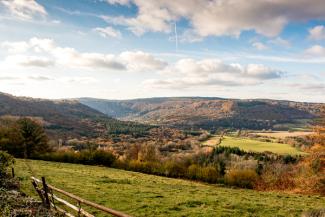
[15,160,324,217]
[203,136,306,155]
[253,131,313,139]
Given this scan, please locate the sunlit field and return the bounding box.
[15,159,323,217]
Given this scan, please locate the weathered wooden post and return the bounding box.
[11,167,15,178]
[42,177,51,209]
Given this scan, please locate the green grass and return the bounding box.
[204,136,306,155]
[15,159,324,217]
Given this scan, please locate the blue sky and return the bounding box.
[0,0,325,102]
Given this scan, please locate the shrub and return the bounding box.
[225,169,258,189]
[255,163,295,191]
[199,166,220,183]
[37,150,116,167]
[187,164,200,180]
[0,151,14,176]
[164,161,187,178]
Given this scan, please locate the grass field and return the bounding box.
[253,131,313,139]
[203,136,306,155]
[15,159,324,217]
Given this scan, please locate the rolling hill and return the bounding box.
[0,92,150,138]
[79,97,324,130]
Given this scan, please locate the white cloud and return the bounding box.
[27,75,53,81]
[144,58,282,89]
[5,55,55,67]
[305,45,325,56]
[119,51,167,71]
[93,26,122,38]
[252,42,268,50]
[268,37,291,47]
[308,25,325,40]
[105,0,325,37]
[1,38,166,71]
[106,0,131,5]
[1,41,30,53]
[0,0,47,20]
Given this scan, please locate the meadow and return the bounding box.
[253,131,313,139]
[203,136,305,155]
[15,159,324,217]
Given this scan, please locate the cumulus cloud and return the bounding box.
[1,41,30,53]
[144,58,282,89]
[309,25,325,40]
[0,0,47,20]
[1,37,166,71]
[5,55,55,67]
[105,0,325,37]
[93,26,122,38]
[119,51,167,71]
[305,45,325,56]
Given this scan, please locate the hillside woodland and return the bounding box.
[79,97,323,130]
[0,93,324,196]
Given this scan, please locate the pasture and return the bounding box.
[203,136,306,155]
[253,131,313,139]
[15,159,323,217]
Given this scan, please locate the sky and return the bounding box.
[0,0,325,102]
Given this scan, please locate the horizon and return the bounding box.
[1,91,324,104]
[1,1,325,102]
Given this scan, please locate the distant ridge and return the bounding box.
[0,92,112,138]
[79,97,324,130]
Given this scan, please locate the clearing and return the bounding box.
[203,136,306,155]
[15,159,323,217]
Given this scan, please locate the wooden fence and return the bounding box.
[31,176,132,217]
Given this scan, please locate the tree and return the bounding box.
[0,118,50,158]
[17,118,50,158]
[0,118,24,157]
[296,108,325,194]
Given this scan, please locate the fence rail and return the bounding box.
[31,176,132,217]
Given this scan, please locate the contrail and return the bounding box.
[174,22,178,51]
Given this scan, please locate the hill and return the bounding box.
[16,159,325,217]
[79,97,324,130]
[0,92,151,138]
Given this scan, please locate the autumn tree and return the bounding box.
[296,108,325,194]
[0,117,50,158]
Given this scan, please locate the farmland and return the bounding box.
[253,131,313,139]
[203,136,306,155]
[15,159,324,217]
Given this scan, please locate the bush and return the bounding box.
[255,163,295,191]
[187,164,200,180]
[37,150,116,167]
[199,166,220,183]
[225,169,258,189]
[164,161,187,178]
[0,151,14,176]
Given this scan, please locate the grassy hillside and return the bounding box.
[0,92,152,138]
[15,160,324,217]
[79,97,323,130]
[203,136,306,155]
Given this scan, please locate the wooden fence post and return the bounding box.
[42,177,51,209]
[11,167,15,178]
